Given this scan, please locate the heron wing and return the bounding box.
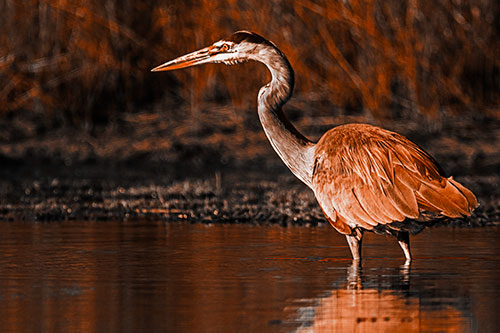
[312,124,477,233]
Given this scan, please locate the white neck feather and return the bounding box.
[252,45,316,188]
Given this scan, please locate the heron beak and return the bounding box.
[151,46,215,72]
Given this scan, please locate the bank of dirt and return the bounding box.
[0,107,498,226]
[0,158,497,227]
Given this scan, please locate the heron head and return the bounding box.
[151,31,275,72]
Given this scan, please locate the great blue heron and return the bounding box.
[152,31,478,261]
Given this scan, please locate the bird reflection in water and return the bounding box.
[288,261,472,332]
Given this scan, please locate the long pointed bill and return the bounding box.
[151,46,214,72]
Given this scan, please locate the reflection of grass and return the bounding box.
[1,0,498,131]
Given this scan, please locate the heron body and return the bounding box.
[152,31,478,261]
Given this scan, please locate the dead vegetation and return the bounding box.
[1,0,498,129]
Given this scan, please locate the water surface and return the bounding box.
[0,221,499,332]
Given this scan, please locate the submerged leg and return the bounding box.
[345,228,364,260]
[396,231,412,262]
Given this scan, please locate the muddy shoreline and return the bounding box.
[0,110,499,226]
[0,156,498,227]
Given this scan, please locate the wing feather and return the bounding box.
[312,124,478,233]
[448,177,478,210]
[353,183,397,223]
[327,176,378,228]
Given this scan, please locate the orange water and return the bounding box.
[0,222,498,332]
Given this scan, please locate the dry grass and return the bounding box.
[1,0,498,132]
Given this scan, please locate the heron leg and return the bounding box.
[347,259,362,290]
[396,231,412,261]
[346,228,364,260]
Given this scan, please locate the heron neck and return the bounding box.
[256,47,315,188]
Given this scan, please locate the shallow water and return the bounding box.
[0,222,499,332]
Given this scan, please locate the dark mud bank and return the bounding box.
[0,159,498,227]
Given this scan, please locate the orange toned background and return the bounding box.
[1,0,499,166]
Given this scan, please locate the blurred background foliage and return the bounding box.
[0,0,499,171]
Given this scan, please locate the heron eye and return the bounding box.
[220,44,229,52]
